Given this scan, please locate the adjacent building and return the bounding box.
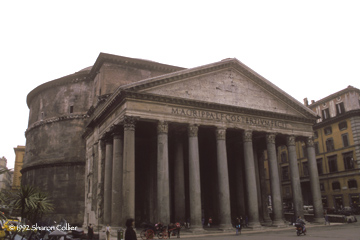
[23,53,325,229]
[0,157,13,191]
[275,86,360,212]
[12,145,25,191]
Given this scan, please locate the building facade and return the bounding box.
[24,53,325,229]
[0,157,13,191]
[12,145,25,191]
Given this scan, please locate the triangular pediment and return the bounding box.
[121,59,317,119]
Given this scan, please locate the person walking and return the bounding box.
[105,224,111,240]
[235,217,241,235]
[324,213,330,225]
[87,224,94,240]
[125,218,137,240]
[208,217,212,228]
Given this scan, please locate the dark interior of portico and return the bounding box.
[133,120,278,227]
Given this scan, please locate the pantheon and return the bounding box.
[23,53,323,230]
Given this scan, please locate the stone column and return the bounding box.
[122,116,137,221]
[98,140,106,225]
[188,124,203,232]
[157,121,170,224]
[104,136,113,225]
[235,142,246,218]
[266,133,285,226]
[306,137,324,223]
[174,130,186,222]
[287,135,304,219]
[258,153,272,225]
[215,128,232,229]
[243,130,261,228]
[111,127,123,227]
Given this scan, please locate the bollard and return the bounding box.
[117,228,124,240]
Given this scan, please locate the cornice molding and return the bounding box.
[25,114,89,137]
[21,161,85,174]
[313,109,360,129]
[88,52,185,81]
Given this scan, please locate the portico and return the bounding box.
[83,57,324,231]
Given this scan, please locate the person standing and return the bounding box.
[125,218,137,240]
[105,224,111,240]
[324,213,330,225]
[235,217,241,235]
[208,217,212,228]
[87,224,94,240]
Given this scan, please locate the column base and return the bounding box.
[189,225,205,233]
[218,224,234,231]
[271,220,287,227]
[312,217,325,224]
[247,221,262,229]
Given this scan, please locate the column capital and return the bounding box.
[286,135,296,146]
[305,137,315,147]
[157,121,168,134]
[123,116,138,131]
[216,128,226,140]
[266,133,276,144]
[243,130,252,142]
[188,124,199,137]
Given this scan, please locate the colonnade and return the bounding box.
[99,116,324,229]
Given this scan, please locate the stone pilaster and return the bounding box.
[215,128,232,230]
[243,130,261,228]
[157,121,170,224]
[103,136,113,225]
[287,135,304,219]
[306,137,324,223]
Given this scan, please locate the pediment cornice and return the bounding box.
[121,58,317,119]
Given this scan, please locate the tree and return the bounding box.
[9,185,54,223]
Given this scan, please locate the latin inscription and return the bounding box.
[171,107,286,128]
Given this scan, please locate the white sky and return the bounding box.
[1,1,359,169]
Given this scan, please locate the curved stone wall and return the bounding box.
[22,70,93,225]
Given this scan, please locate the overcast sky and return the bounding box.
[1,1,359,169]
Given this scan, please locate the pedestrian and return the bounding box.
[202,217,205,227]
[125,218,137,240]
[208,217,212,228]
[105,224,111,240]
[245,216,249,227]
[324,213,330,225]
[235,217,241,235]
[87,224,94,240]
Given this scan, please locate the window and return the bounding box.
[336,102,345,115]
[322,108,330,120]
[317,158,323,175]
[282,166,289,180]
[69,105,74,113]
[338,121,347,130]
[314,142,320,155]
[342,134,349,147]
[303,162,309,176]
[348,179,357,189]
[302,146,308,159]
[281,152,287,163]
[332,182,341,191]
[326,138,335,152]
[324,127,332,135]
[343,152,354,170]
[314,131,318,139]
[328,155,338,172]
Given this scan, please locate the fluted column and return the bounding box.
[174,130,186,222]
[266,133,285,226]
[215,128,232,229]
[157,121,170,224]
[287,135,304,219]
[243,130,261,228]
[188,124,203,232]
[306,137,324,223]
[103,136,113,225]
[111,127,123,227]
[122,116,137,221]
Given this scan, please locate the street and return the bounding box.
[181,216,360,240]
